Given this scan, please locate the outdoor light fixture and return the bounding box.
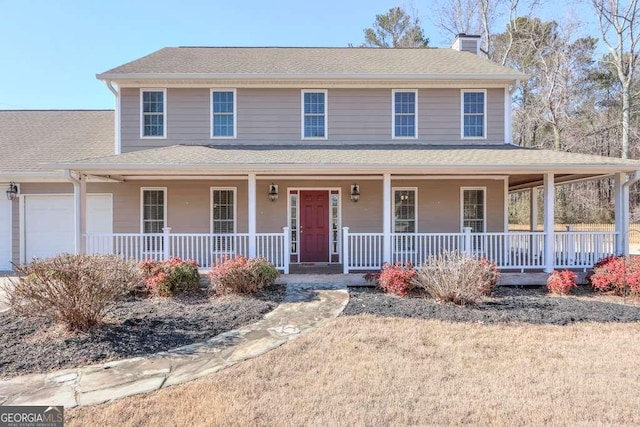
[5,182,18,201]
[268,183,279,202]
[350,184,360,202]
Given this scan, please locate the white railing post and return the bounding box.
[543,172,555,272]
[382,173,391,264]
[282,226,290,275]
[566,225,575,265]
[162,227,171,261]
[343,227,350,274]
[248,173,257,258]
[463,227,472,255]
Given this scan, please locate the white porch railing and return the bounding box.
[554,231,617,268]
[342,227,617,273]
[84,227,290,273]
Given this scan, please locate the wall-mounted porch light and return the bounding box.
[268,183,279,202]
[350,184,360,202]
[5,182,18,201]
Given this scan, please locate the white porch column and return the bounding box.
[530,187,538,231]
[543,173,555,272]
[73,173,87,255]
[383,173,391,264]
[614,172,626,255]
[248,173,256,258]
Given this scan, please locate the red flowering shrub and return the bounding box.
[209,256,279,296]
[589,255,640,295]
[375,262,417,297]
[139,257,200,297]
[546,270,578,295]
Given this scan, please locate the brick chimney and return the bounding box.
[451,33,481,55]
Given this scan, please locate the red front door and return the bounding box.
[300,190,329,262]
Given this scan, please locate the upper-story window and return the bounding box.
[302,90,327,139]
[211,89,236,138]
[461,90,486,139]
[393,90,417,138]
[140,89,166,138]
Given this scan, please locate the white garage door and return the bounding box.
[0,198,11,270]
[24,194,113,262]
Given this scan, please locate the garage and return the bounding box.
[0,198,11,271]
[23,194,112,262]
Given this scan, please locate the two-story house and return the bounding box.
[2,34,640,275]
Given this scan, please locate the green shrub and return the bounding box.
[209,256,279,296]
[6,254,141,331]
[412,251,498,305]
[139,257,200,297]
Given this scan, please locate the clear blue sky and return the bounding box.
[0,0,592,110]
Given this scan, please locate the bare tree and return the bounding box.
[592,0,640,159]
[430,0,542,55]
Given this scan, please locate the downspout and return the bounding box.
[65,170,85,255]
[104,80,121,154]
[621,171,640,256]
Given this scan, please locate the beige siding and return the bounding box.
[393,179,506,232]
[120,88,506,152]
[12,178,505,264]
[256,180,383,233]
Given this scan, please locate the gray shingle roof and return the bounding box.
[98,47,527,79]
[56,144,640,173]
[0,110,114,174]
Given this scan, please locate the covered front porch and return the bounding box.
[53,144,640,276]
[70,172,628,275]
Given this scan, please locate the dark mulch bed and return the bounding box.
[0,284,285,378]
[343,286,640,325]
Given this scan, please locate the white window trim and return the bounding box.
[210,88,237,139]
[392,187,418,233]
[392,89,418,139]
[460,187,487,232]
[460,89,487,140]
[140,187,168,233]
[140,88,167,139]
[210,187,237,234]
[301,89,328,140]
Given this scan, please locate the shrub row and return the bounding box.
[6,254,279,332]
[366,251,499,305]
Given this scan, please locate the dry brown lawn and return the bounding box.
[68,316,640,426]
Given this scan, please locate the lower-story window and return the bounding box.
[461,188,486,232]
[212,188,236,253]
[141,188,166,253]
[393,188,417,233]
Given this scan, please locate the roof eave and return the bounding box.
[96,72,529,82]
[53,162,640,175]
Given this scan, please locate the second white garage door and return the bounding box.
[24,194,113,262]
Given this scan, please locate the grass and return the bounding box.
[68,315,640,426]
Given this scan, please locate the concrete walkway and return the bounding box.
[0,283,349,408]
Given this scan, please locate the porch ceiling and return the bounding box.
[51,144,640,179]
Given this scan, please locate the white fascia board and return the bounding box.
[50,163,640,176]
[97,72,529,82]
